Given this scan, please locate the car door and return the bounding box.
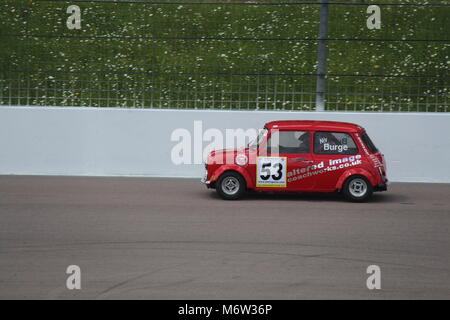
[312,131,361,190]
[256,129,316,191]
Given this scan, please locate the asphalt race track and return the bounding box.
[0,176,449,299]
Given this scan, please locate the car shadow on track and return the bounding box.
[205,189,406,203]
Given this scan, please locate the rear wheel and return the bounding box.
[342,175,373,202]
[216,171,246,200]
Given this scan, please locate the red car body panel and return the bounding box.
[210,165,255,189]
[204,120,387,194]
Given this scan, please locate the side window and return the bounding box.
[268,131,310,154]
[361,131,378,153]
[314,132,358,155]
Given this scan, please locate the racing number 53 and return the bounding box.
[256,157,287,187]
[260,162,283,181]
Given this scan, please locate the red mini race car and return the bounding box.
[201,120,388,202]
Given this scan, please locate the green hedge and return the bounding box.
[0,0,448,111]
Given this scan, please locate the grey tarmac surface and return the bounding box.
[0,175,449,299]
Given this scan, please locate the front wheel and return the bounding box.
[342,175,373,202]
[216,172,246,200]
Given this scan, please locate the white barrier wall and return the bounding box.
[1,106,449,182]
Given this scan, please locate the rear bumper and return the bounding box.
[374,182,388,192]
[200,177,210,185]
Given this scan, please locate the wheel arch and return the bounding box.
[210,165,253,189]
[335,168,376,191]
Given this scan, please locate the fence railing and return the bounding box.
[0,0,449,111]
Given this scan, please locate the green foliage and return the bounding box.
[0,0,448,111]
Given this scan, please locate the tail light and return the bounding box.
[378,166,387,182]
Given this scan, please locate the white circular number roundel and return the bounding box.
[235,154,248,166]
[256,157,287,187]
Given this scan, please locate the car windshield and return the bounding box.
[248,128,268,149]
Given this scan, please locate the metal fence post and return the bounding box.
[315,0,329,112]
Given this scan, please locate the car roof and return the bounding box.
[264,120,363,133]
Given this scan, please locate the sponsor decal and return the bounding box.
[369,154,383,168]
[287,155,362,183]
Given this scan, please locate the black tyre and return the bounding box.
[216,171,246,200]
[342,175,373,202]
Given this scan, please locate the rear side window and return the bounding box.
[314,132,358,155]
[360,132,378,153]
